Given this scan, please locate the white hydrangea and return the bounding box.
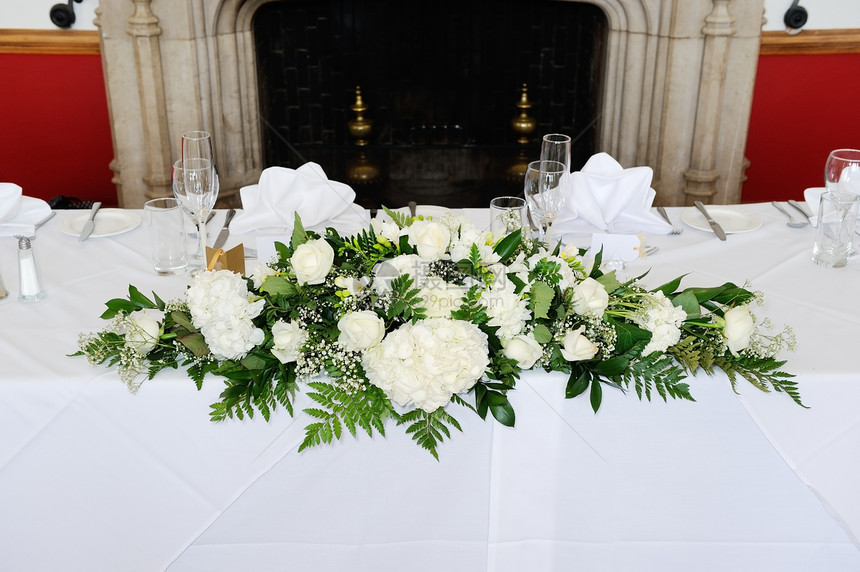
[363,318,489,412]
[481,279,531,340]
[420,277,467,318]
[186,270,266,361]
[637,291,688,356]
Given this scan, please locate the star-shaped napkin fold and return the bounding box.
[230,163,369,235]
[552,153,671,236]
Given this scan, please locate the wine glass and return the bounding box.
[524,160,567,242]
[824,149,860,256]
[825,149,860,196]
[172,157,217,270]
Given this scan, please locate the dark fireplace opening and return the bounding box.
[254,0,607,209]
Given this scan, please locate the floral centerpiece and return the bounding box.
[74,209,801,458]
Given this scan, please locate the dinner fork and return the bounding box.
[656,206,683,235]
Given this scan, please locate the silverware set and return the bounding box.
[772,201,808,227]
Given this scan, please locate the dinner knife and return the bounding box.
[693,201,727,241]
[212,208,236,250]
[78,202,102,242]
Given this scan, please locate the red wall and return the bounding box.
[0,53,116,206]
[742,53,860,203]
[2,50,858,207]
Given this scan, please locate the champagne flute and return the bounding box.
[172,157,218,270]
[176,131,218,270]
[540,133,572,210]
[524,160,567,242]
[540,133,571,173]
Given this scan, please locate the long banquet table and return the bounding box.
[1,203,859,571]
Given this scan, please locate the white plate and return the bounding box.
[59,208,142,238]
[681,206,762,234]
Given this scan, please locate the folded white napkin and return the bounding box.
[0,183,52,237]
[552,153,672,236]
[231,163,369,235]
[803,187,825,227]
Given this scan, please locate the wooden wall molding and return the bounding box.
[760,28,860,56]
[0,29,100,55]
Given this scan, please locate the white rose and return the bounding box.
[291,238,334,285]
[271,320,308,363]
[338,310,386,351]
[407,220,450,260]
[560,326,598,362]
[723,305,755,355]
[503,333,543,369]
[125,309,162,355]
[572,277,609,318]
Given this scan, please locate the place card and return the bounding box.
[206,244,246,275]
[590,232,646,263]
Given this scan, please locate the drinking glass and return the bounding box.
[489,196,527,237]
[172,157,217,270]
[812,191,859,268]
[144,197,187,275]
[524,160,567,241]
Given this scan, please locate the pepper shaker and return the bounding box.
[17,236,46,302]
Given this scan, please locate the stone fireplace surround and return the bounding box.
[96,0,765,208]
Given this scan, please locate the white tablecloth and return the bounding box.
[0,203,858,571]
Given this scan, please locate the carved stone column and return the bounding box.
[93,7,124,202]
[127,0,172,200]
[683,0,736,205]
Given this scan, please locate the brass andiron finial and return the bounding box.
[507,83,536,184]
[511,83,536,145]
[348,85,373,146]
[345,85,381,191]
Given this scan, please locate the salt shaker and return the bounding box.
[17,236,46,302]
[0,267,8,299]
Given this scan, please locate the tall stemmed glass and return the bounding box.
[540,133,572,174]
[825,149,860,196]
[524,159,567,242]
[824,149,860,255]
[173,130,218,270]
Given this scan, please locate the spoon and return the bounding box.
[772,201,808,228]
